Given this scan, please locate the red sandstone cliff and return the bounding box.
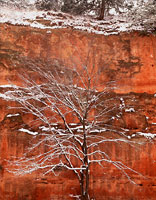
[0,20,156,200]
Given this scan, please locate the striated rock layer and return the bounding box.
[0,23,156,199]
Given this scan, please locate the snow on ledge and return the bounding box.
[7,113,20,118]
[0,93,13,100]
[137,132,156,139]
[125,108,135,112]
[125,131,156,140]
[0,84,19,89]
[19,128,38,135]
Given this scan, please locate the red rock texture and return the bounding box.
[1,23,156,199]
[1,23,156,93]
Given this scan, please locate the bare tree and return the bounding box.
[3,59,141,200]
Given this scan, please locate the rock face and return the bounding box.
[1,24,156,93]
[1,23,156,199]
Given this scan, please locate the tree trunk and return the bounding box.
[80,169,90,200]
[80,120,90,200]
[80,152,90,199]
[98,0,105,20]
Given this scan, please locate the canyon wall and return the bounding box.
[0,23,156,199]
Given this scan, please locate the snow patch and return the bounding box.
[0,93,13,100]
[0,84,19,89]
[137,132,156,139]
[69,123,78,126]
[69,194,81,199]
[125,108,135,112]
[39,126,50,131]
[120,98,125,109]
[126,132,156,140]
[39,126,56,132]
[19,128,38,135]
[7,113,20,118]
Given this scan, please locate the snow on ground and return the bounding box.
[0,6,147,35]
